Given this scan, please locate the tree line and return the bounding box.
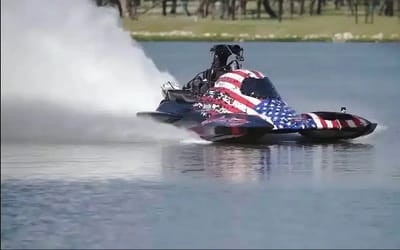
[94,0,399,20]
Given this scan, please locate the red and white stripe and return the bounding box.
[307,113,368,129]
[230,69,265,79]
[352,115,368,127]
[214,70,265,96]
[213,70,262,108]
[214,70,252,91]
[341,117,367,128]
[206,87,267,119]
[307,113,325,129]
[204,69,275,126]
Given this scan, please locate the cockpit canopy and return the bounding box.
[240,77,281,100]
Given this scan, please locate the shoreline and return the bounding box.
[131,32,400,42]
[124,14,400,43]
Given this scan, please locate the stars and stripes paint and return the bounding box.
[254,98,302,129]
[301,113,369,130]
[198,69,268,120]
[197,69,369,131]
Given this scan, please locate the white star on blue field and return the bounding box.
[255,99,317,129]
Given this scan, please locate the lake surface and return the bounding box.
[2,42,400,249]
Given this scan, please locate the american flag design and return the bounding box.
[196,69,369,130]
[301,113,369,129]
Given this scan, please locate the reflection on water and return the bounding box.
[1,140,379,187]
[162,141,376,184]
[2,141,397,249]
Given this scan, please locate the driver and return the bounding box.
[183,44,244,95]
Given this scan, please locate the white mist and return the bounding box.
[1,0,194,143]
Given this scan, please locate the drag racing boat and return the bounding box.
[137,44,377,143]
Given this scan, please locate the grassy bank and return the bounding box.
[123,15,400,42]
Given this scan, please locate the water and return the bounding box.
[1,142,399,248]
[2,1,400,248]
[2,42,400,249]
